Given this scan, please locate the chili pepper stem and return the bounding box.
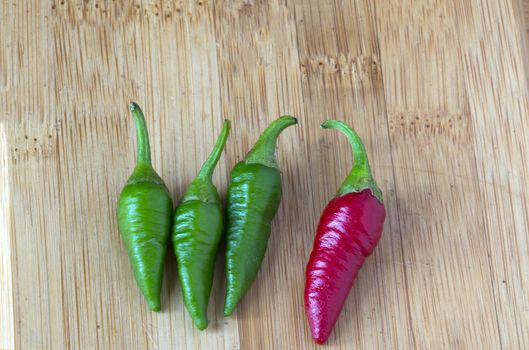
[126,102,165,185]
[244,116,298,168]
[197,120,231,180]
[129,102,152,167]
[321,120,383,202]
[180,120,231,204]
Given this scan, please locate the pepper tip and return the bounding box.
[314,337,327,345]
[311,329,329,345]
[223,303,235,317]
[194,319,208,330]
[149,304,161,312]
[146,298,161,312]
[223,309,233,317]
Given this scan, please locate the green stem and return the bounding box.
[244,115,298,168]
[321,120,383,202]
[197,120,231,180]
[129,102,152,167]
[181,120,231,204]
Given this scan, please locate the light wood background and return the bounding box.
[1,0,529,349]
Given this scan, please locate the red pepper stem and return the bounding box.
[197,120,231,180]
[129,102,152,168]
[244,115,298,168]
[321,120,383,203]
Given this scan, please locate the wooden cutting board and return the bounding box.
[1,1,529,349]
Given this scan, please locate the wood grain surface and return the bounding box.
[1,0,529,349]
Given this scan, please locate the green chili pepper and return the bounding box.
[224,116,298,316]
[117,102,173,311]
[172,120,231,330]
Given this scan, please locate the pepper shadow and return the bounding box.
[266,130,335,347]
[161,238,180,313]
[231,125,319,348]
[328,187,412,347]
[208,238,228,331]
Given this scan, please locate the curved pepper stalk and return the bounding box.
[305,120,385,344]
[224,116,297,316]
[172,120,231,330]
[320,120,383,202]
[117,103,173,311]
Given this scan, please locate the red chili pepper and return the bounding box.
[305,120,386,344]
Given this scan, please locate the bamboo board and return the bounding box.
[1,1,529,349]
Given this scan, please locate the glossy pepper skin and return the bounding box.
[224,116,297,316]
[172,120,231,330]
[305,120,385,344]
[117,103,173,311]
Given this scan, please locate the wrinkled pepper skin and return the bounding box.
[172,120,230,330]
[117,103,173,311]
[224,116,297,316]
[224,163,281,313]
[305,120,385,344]
[305,190,385,344]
